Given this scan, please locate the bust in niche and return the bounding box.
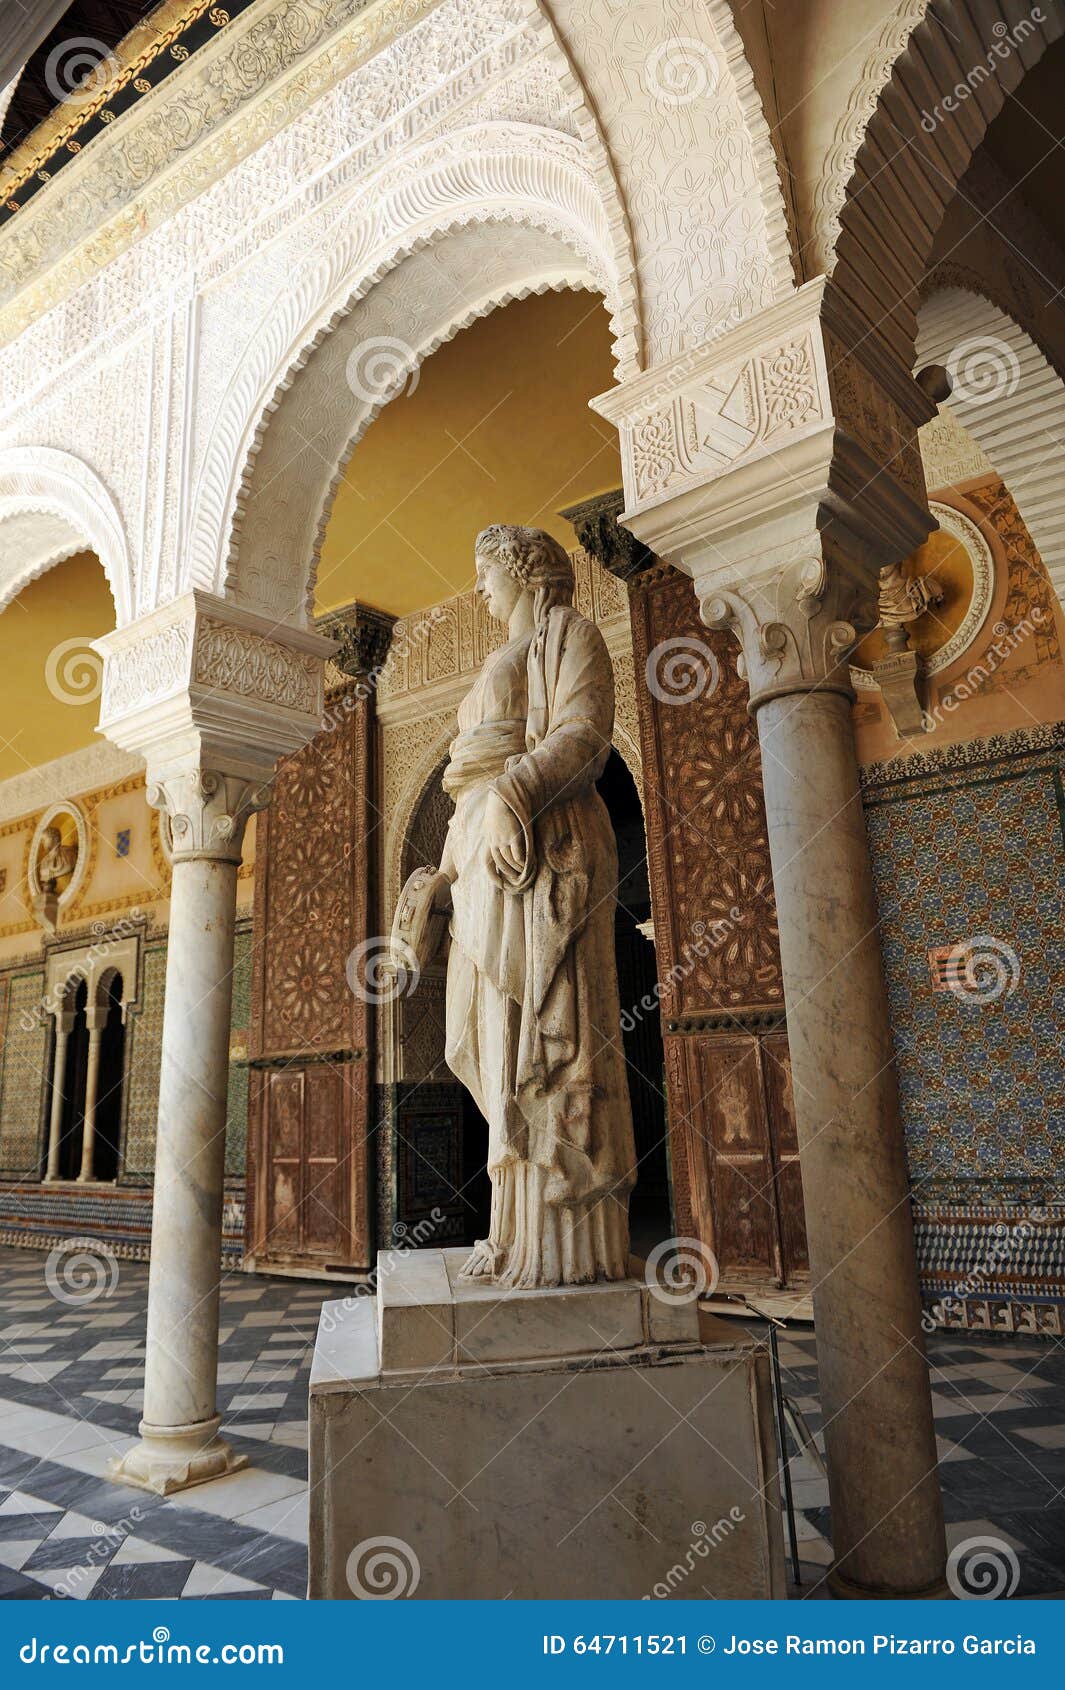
[37,823,79,893]
[31,813,82,934]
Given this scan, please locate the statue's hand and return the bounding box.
[484,789,524,877]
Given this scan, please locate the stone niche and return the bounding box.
[308,1249,786,1600]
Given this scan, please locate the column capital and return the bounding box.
[147,767,269,864]
[94,590,336,790]
[591,280,940,707]
[559,489,652,581]
[317,601,396,681]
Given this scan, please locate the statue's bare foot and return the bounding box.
[459,1238,504,1280]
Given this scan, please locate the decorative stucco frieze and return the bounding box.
[95,592,335,778]
[194,617,320,715]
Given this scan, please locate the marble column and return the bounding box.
[95,591,334,1495]
[77,1009,107,1184]
[111,769,265,1493]
[699,555,946,1598]
[593,281,948,1597]
[44,1010,75,1182]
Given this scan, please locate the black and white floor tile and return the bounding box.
[775,1323,1065,1598]
[0,1245,1063,1599]
[0,1246,321,1600]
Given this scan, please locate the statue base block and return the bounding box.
[308,1248,786,1599]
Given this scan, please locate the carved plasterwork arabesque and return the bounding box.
[919,407,993,493]
[543,0,792,366]
[623,330,826,505]
[810,0,926,276]
[195,618,320,715]
[99,621,194,722]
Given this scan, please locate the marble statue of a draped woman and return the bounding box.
[434,525,637,1289]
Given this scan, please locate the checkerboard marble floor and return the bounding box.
[1,1245,1063,1600]
[0,1246,322,1600]
[774,1323,1065,1598]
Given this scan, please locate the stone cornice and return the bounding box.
[0,0,445,338]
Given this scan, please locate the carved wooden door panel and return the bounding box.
[259,1065,352,1267]
[629,561,809,1289]
[247,676,377,1275]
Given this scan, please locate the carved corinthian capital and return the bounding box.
[148,768,271,864]
[700,547,869,709]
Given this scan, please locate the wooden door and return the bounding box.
[255,1063,362,1269]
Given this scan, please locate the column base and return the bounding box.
[108,1415,248,1496]
[828,1565,950,1600]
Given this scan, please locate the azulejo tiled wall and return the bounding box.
[0,969,49,1178]
[863,722,1065,1333]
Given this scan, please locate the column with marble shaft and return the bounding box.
[594,281,948,1598]
[77,1008,107,1183]
[95,591,334,1494]
[45,1009,75,1181]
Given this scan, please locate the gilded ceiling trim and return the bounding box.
[0,1,253,213]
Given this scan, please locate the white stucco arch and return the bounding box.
[916,286,1065,609]
[0,447,132,621]
[194,126,618,622]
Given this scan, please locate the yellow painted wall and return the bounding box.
[0,551,115,783]
[315,289,620,617]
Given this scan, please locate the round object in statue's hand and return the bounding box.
[391,865,452,974]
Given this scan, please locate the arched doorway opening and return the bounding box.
[92,968,126,1183]
[596,750,670,1257]
[53,976,89,1181]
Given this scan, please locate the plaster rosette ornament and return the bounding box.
[29,803,87,933]
[393,525,637,1288]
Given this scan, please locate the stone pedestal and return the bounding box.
[309,1249,786,1600]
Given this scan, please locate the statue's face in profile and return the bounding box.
[475,554,523,625]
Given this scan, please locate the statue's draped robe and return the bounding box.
[443,605,637,1286]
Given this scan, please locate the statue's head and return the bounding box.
[40,826,61,851]
[474,525,574,626]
